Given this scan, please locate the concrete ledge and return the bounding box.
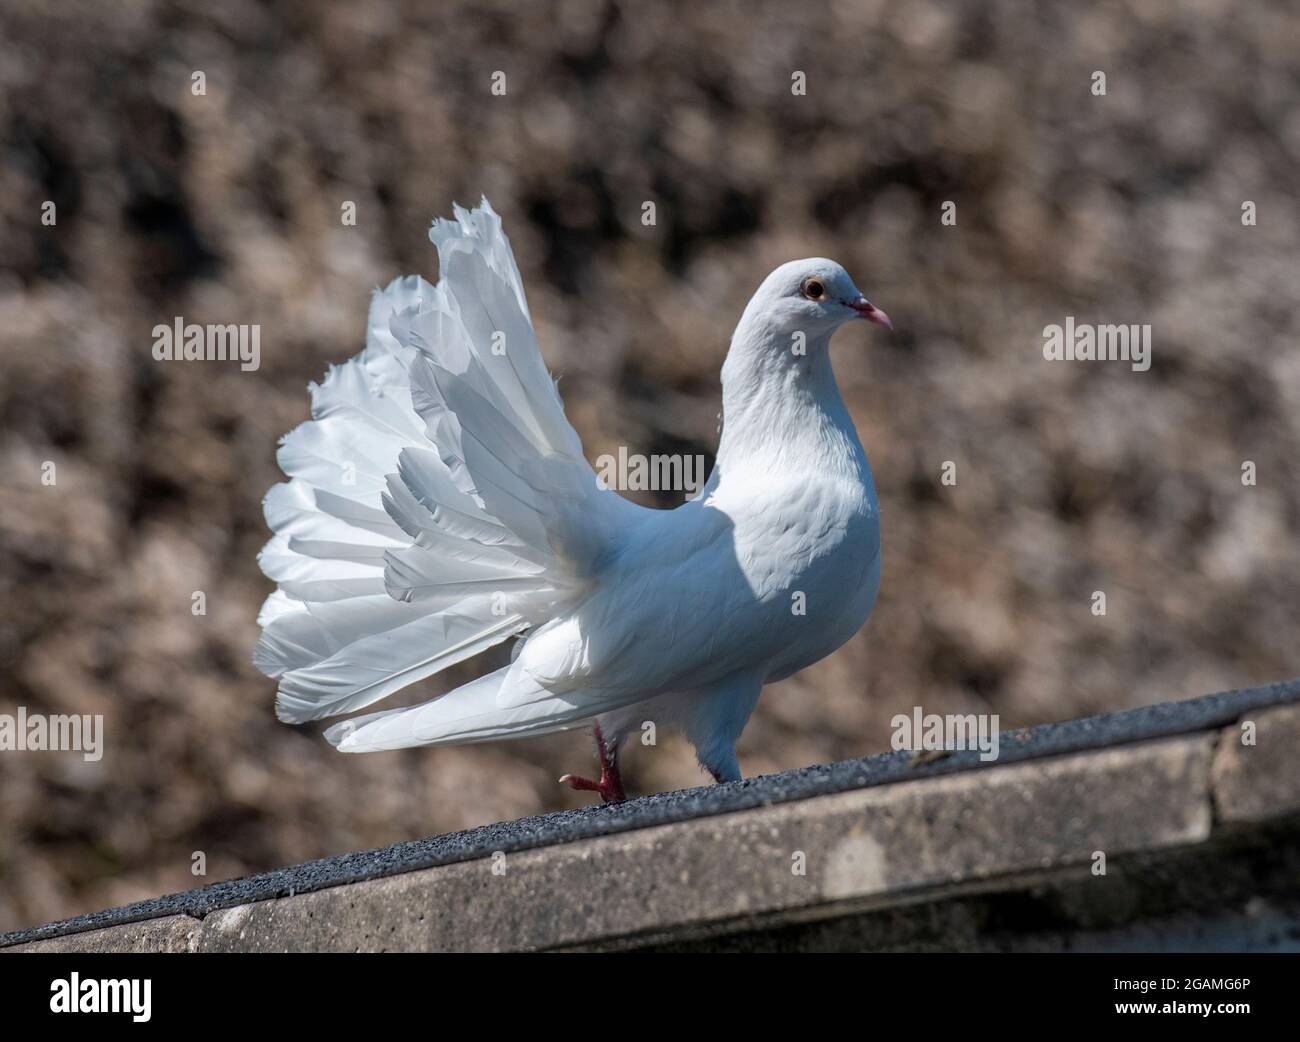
[1212,702,1300,824]
[195,737,1213,952]
[5,679,1299,952]
[6,916,201,954]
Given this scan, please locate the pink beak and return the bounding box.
[847,295,892,330]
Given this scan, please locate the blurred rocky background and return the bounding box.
[1,0,1298,933]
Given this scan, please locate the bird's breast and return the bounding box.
[719,462,879,620]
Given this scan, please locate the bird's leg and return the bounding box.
[559,722,626,803]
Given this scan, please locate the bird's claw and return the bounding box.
[560,722,627,802]
[559,769,626,803]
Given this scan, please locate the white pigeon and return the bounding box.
[255,198,889,802]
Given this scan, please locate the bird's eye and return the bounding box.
[801,277,827,301]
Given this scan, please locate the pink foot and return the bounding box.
[559,723,626,803]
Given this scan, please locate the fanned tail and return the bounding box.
[254,200,621,731]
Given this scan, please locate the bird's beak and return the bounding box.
[847,295,892,330]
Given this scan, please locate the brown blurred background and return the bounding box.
[1,0,1298,933]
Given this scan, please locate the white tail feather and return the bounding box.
[255,199,615,742]
[324,665,605,751]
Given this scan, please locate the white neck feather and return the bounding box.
[716,313,863,477]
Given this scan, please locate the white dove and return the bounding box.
[255,199,889,802]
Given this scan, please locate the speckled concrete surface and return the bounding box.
[4,677,1295,950]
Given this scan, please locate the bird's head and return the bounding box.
[743,258,892,342]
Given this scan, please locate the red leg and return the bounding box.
[559,722,626,803]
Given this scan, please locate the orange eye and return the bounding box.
[801,277,827,301]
